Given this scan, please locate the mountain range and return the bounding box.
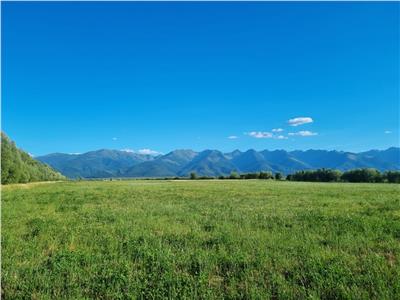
[37,147,400,179]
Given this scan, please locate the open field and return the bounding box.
[2,180,400,299]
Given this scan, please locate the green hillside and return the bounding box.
[1,132,65,184]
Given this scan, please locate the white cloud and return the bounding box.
[112,137,118,141]
[28,152,34,157]
[138,148,162,155]
[248,131,273,139]
[288,117,313,126]
[384,130,392,134]
[228,135,238,139]
[121,148,134,153]
[120,148,162,155]
[69,153,81,155]
[272,128,284,132]
[288,130,318,137]
[247,131,288,140]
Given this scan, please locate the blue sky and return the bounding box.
[2,2,399,156]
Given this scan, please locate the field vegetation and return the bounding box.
[2,180,400,299]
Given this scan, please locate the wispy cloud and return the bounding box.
[228,135,238,139]
[288,117,313,127]
[121,148,134,153]
[247,131,273,139]
[272,128,284,132]
[121,148,162,155]
[288,130,318,137]
[112,137,118,141]
[247,131,288,140]
[138,149,162,155]
[384,130,392,134]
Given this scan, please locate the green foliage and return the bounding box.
[384,171,400,183]
[241,173,259,179]
[259,171,273,179]
[2,180,399,299]
[341,168,382,183]
[190,172,197,180]
[288,169,343,182]
[1,132,65,184]
[286,168,400,183]
[274,172,283,180]
[229,171,240,179]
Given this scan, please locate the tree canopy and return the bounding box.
[1,132,66,184]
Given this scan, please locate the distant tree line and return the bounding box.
[286,168,400,183]
[1,132,66,184]
[189,171,281,180]
[187,168,400,183]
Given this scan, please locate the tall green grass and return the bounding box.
[2,180,399,299]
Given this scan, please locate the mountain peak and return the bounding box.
[36,147,400,178]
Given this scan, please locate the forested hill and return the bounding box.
[1,133,65,184]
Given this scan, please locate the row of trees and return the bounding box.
[188,168,400,183]
[190,171,282,180]
[287,168,400,183]
[1,133,66,184]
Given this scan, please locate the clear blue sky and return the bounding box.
[2,2,399,156]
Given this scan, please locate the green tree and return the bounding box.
[229,171,240,179]
[1,132,66,184]
[341,169,381,183]
[384,171,400,183]
[190,172,197,180]
[259,171,273,179]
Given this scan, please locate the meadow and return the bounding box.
[2,180,400,299]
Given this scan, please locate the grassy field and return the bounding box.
[2,180,400,299]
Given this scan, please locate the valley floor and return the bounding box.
[2,180,400,299]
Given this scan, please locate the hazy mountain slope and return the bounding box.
[359,147,400,170]
[232,149,273,172]
[1,133,65,184]
[124,150,198,177]
[261,150,312,174]
[37,149,154,178]
[289,150,352,169]
[37,147,400,178]
[289,149,400,171]
[224,150,242,160]
[178,150,237,177]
